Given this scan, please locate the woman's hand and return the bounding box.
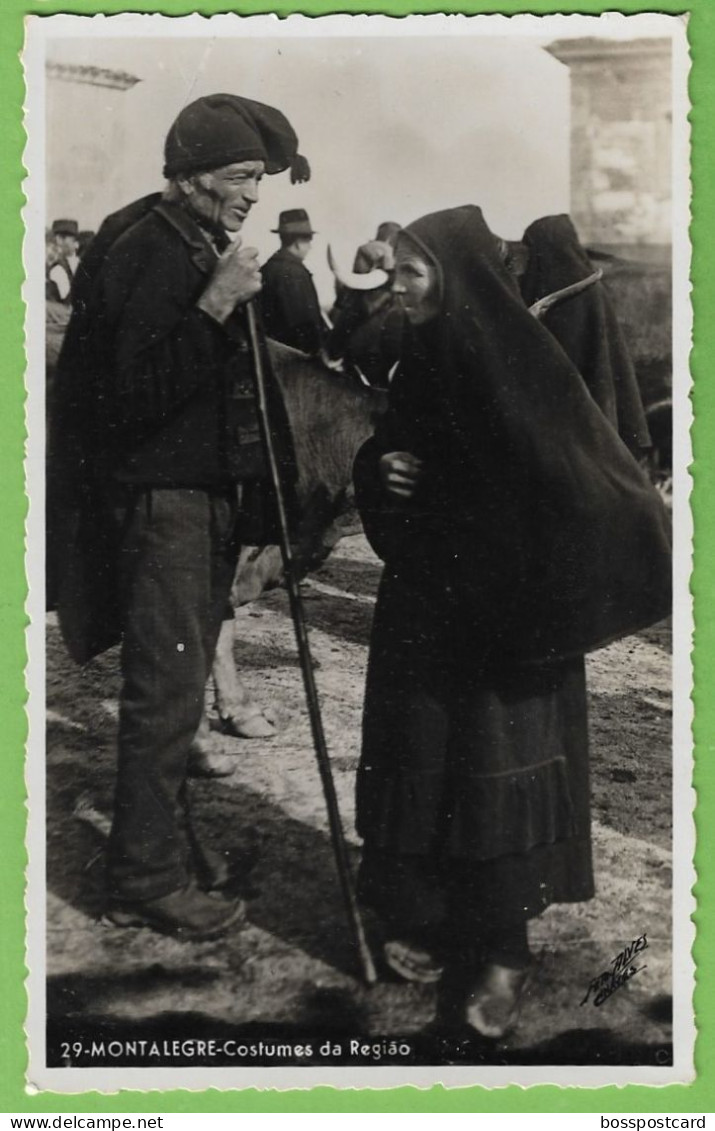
[379,451,423,500]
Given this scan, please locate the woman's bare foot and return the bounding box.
[464,962,531,1038]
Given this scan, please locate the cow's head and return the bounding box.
[327,244,391,292]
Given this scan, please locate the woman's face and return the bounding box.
[392,241,440,325]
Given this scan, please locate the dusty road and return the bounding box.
[44,534,673,1069]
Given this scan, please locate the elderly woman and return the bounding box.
[353,205,671,1037]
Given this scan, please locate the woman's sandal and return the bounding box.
[218,706,277,739]
[464,962,531,1039]
[383,939,445,985]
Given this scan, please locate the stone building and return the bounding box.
[45,62,140,231]
[545,37,671,262]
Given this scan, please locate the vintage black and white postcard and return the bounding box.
[23,11,693,1092]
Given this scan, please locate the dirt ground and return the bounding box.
[44,533,673,1069]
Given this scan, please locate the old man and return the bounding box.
[52,94,307,940]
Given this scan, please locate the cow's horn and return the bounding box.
[327,244,389,292]
[528,268,603,320]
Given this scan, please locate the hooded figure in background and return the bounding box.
[518,213,652,458]
[50,93,306,941]
[353,205,671,1034]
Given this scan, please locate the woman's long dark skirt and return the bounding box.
[356,570,595,953]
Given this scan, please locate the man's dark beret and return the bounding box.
[163,93,309,181]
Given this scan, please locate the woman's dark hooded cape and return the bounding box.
[355,205,671,667]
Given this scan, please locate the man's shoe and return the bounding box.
[187,744,236,778]
[104,882,245,941]
[192,843,232,892]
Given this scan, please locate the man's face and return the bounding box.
[57,234,79,257]
[292,237,312,262]
[185,161,266,232]
[46,238,59,268]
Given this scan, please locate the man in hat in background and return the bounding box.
[260,209,325,356]
[51,93,308,939]
[47,218,80,303]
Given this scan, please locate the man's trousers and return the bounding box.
[106,486,240,903]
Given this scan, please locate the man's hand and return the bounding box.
[197,238,262,324]
[379,451,423,500]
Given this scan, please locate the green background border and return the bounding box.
[2,0,709,1113]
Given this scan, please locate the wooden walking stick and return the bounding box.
[245,302,378,986]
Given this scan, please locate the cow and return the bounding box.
[199,343,385,757]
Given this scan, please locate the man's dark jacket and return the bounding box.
[49,195,296,661]
[260,247,324,356]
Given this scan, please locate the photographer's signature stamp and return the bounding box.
[580,934,649,1007]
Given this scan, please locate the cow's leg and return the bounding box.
[212,618,253,716]
[211,618,277,738]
